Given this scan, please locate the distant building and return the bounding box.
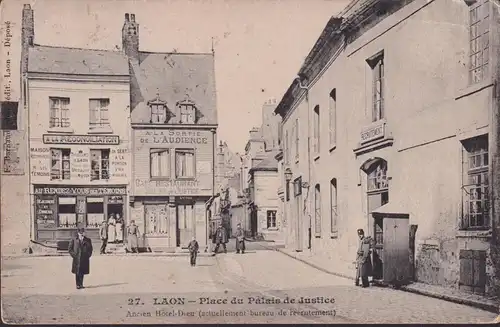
[275,0,500,296]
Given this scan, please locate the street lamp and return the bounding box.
[284,168,293,183]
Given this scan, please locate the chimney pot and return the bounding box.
[131,14,135,22]
[125,13,130,21]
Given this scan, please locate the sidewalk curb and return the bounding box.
[275,248,499,314]
[2,252,214,259]
[274,248,354,281]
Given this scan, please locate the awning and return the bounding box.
[371,202,410,219]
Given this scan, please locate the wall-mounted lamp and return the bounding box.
[284,168,293,183]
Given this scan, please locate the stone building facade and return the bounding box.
[124,13,218,252]
[275,0,500,296]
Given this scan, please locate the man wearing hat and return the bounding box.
[355,228,373,288]
[68,227,93,289]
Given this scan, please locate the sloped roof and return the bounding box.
[28,45,129,76]
[250,150,279,172]
[130,52,217,125]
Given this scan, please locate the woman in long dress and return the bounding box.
[127,220,140,253]
[107,214,116,243]
[115,213,123,243]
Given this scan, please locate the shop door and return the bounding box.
[383,217,410,285]
[250,210,258,237]
[177,204,194,248]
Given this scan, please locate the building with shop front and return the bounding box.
[275,0,500,297]
[124,13,218,252]
[20,5,132,249]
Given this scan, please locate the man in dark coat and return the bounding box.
[355,228,373,288]
[99,220,108,254]
[187,236,199,266]
[68,227,93,289]
[212,223,228,256]
[235,223,245,254]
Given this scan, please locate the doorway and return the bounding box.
[250,208,258,237]
[176,202,195,248]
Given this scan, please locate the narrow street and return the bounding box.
[1,248,496,324]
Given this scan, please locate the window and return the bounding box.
[461,135,489,229]
[330,178,338,236]
[180,104,196,124]
[145,204,169,236]
[285,130,290,165]
[267,210,277,229]
[58,197,77,228]
[295,118,299,161]
[90,149,110,181]
[150,149,170,178]
[313,105,320,154]
[51,148,71,180]
[49,97,70,128]
[367,52,384,122]
[1,101,18,130]
[175,149,195,178]
[469,0,490,84]
[89,98,110,128]
[329,89,337,146]
[149,94,171,124]
[314,184,321,237]
[367,160,388,192]
[86,197,104,228]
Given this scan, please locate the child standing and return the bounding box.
[188,236,199,266]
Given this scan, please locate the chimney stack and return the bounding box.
[21,4,34,75]
[122,12,139,61]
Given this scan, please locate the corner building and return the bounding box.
[123,14,218,251]
[275,0,500,297]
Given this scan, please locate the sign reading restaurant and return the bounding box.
[42,134,120,145]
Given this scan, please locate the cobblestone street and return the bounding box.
[1,250,497,324]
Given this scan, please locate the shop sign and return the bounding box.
[34,185,127,196]
[1,130,25,175]
[134,178,210,196]
[42,134,120,145]
[360,122,385,144]
[136,130,210,145]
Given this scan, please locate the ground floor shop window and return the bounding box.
[58,197,77,228]
[87,197,104,228]
[145,204,169,236]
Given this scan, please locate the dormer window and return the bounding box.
[148,94,173,124]
[177,99,202,124]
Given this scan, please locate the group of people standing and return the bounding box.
[210,222,246,256]
[99,215,140,254]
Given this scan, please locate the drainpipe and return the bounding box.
[295,75,312,251]
[206,128,216,252]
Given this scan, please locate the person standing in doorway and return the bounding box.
[212,223,228,256]
[99,220,108,254]
[187,236,199,266]
[355,228,373,288]
[68,228,93,289]
[115,213,123,244]
[107,213,116,244]
[127,220,140,253]
[235,223,245,254]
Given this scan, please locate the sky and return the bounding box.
[1,0,350,153]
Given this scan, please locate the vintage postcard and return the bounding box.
[1,0,499,324]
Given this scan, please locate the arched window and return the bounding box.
[313,105,320,154]
[314,183,321,237]
[367,160,388,192]
[330,178,338,236]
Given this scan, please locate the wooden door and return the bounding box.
[383,217,410,285]
[177,204,194,248]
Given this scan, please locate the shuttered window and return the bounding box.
[459,250,486,294]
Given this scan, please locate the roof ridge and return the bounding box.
[33,44,124,55]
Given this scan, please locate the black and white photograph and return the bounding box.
[1,0,500,324]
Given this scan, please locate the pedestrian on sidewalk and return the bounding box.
[107,213,116,244]
[235,223,245,254]
[355,228,373,288]
[212,223,228,256]
[99,220,108,254]
[115,213,124,244]
[127,220,140,253]
[68,227,93,289]
[188,236,199,266]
